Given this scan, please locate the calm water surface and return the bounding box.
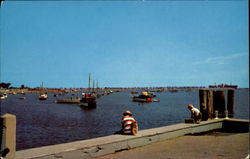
[0,89,248,150]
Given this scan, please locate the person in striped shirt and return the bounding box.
[121,110,138,135]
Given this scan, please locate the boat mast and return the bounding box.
[88,73,91,92]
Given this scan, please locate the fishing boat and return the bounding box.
[56,73,97,108]
[55,93,96,108]
[80,93,97,109]
[79,73,97,109]
[132,92,159,102]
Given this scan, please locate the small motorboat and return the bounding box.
[0,93,8,100]
[39,93,48,100]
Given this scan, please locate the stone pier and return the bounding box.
[14,118,249,159]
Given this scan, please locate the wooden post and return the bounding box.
[199,89,208,121]
[199,89,207,108]
[227,89,235,117]
[213,91,226,118]
[207,90,213,119]
[1,113,16,159]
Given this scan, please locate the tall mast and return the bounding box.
[92,80,95,92]
[88,73,91,91]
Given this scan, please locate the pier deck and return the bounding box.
[94,131,249,159]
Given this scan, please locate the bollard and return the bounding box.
[225,110,229,119]
[0,114,16,159]
[213,91,226,118]
[215,110,219,119]
[227,89,235,117]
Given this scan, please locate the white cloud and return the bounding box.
[192,52,248,65]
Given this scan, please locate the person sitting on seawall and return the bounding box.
[115,110,138,135]
[187,104,202,124]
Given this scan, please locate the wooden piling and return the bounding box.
[207,90,214,119]
[199,90,207,108]
[213,91,226,117]
[1,113,16,159]
[227,89,235,117]
[199,89,208,121]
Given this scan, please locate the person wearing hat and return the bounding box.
[119,110,138,135]
[187,104,202,124]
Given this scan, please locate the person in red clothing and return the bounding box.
[122,110,138,135]
[115,110,138,135]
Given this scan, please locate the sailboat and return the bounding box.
[39,82,48,100]
[80,73,97,109]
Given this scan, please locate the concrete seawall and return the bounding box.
[15,118,249,159]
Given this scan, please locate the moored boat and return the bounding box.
[209,83,238,89]
[130,90,138,94]
[0,93,8,100]
[39,93,48,100]
[38,82,47,100]
[132,92,159,102]
[80,93,97,109]
[56,97,81,104]
[19,97,26,100]
[169,89,178,93]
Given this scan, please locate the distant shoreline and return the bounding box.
[0,87,247,94]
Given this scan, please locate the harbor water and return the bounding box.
[0,89,249,150]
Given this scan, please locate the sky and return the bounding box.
[0,1,249,88]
